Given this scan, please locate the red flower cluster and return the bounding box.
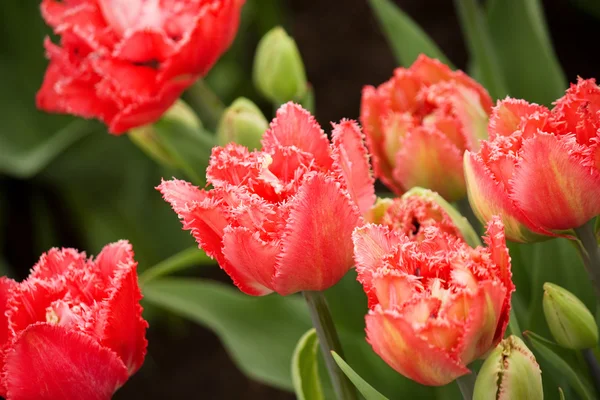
[0,241,147,400]
[354,195,513,385]
[159,102,375,295]
[36,0,244,134]
[465,78,600,242]
[361,55,492,201]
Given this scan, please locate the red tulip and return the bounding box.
[464,79,600,242]
[353,217,513,386]
[360,55,492,201]
[0,241,147,400]
[159,102,375,295]
[36,0,244,134]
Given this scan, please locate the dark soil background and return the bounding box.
[3,0,599,399]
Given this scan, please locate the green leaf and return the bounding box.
[486,0,567,105]
[367,0,451,67]
[454,0,508,99]
[332,352,389,400]
[525,331,595,400]
[142,278,312,390]
[292,329,324,400]
[139,247,214,286]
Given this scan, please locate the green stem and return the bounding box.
[302,291,358,400]
[183,79,226,132]
[139,247,213,286]
[456,372,477,400]
[582,348,600,396]
[574,220,600,298]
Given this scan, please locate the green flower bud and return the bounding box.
[130,100,214,184]
[543,282,598,349]
[217,97,269,150]
[474,335,543,400]
[253,26,307,104]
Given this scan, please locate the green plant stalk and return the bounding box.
[582,348,600,396]
[456,372,476,400]
[139,247,213,286]
[303,291,358,400]
[574,220,600,298]
[183,79,226,132]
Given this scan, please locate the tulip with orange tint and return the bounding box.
[464,78,600,242]
[353,217,513,386]
[360,55,492,201]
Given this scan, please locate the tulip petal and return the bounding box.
[0,278,17,397]
[366,310,469,386]
[157,179,229,258]
[29,247,87,282]
[360,86,399,193]
[464,151,544,242]
[3,323,128,400]
[457,282,506,363]
[98,260,148,375]
[394,127,465,202]
[273,173,360,295]
[331,119,376,216]
[352,224,402,306]
[489,98,550,140]
[221,227,277,296]
[510,133,600,230]
[94,240,135,283]
[7,279,66,339]
[262,103,332,169]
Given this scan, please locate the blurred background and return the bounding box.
[1,0,599,398]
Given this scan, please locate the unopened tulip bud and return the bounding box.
[543,282,598,349]
[474,335,543,400]
[253,27,307,104]
[217,97,269,150]
[130,100,214,183]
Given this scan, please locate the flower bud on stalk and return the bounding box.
[253,27,307,104]
[217,97,269,150]
[543,283,598,350]
[130,100,214,185]
[474,335,543,400]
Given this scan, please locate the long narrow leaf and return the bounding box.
[332,351,389,400]
[368,0,451,66]
[486,0,567,105]
[454,0,508,99]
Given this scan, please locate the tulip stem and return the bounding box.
[583,348,600,396]
[183,79,226,132]
[456,372,477,400]
[302,291,358,400]
[574,220,600,298]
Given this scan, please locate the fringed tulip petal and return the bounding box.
[160,103,374,295]
[98,260,148,375]
[262,103,332,168]
[37,0,245,134]
[331,120,376,215]
[510,133,600,230]
[273,173,360,295]
[3,324,129,400]
[366,310,469,386]
[361,55,492,200]
[221,227,277,296]
[464,151,544,242]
